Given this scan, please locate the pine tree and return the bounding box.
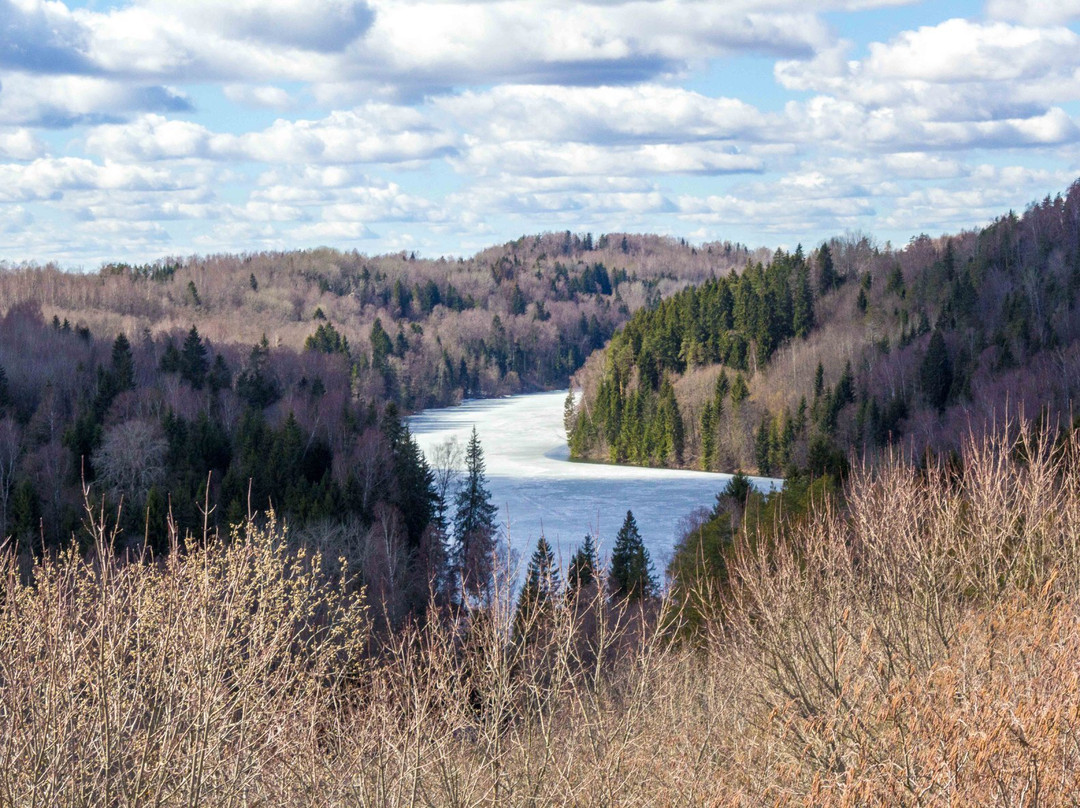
[110,333,135,392]
[818,243,837,294]
[700,401,715,471]
[730,372,749,406]
[452,427,498,604]
[567,533,597,597]
[793,262,815,338]
[609,510,657,603]
[516,534,561,635]
[180,326,208,389]
[236,336,280,408]
[370,318,393,371]
[920,330,952,411]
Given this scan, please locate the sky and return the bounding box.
[2,0,1079,267]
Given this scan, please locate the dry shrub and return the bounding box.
[7,421,1080,805]
[721,422,1080,804]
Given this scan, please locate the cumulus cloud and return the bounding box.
[0,157,188,202]
[0,0,93,74]
[439,85,768,144]
[0,0,1076,264]
[0,74,191,127]
[456,140,763,178]
[84,108,459,164]
[0,129,45,160]
[222,85,295,110]
[985,0,1080,26]
[135,0,374,51]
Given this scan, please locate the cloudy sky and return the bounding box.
[2,0,1078,266]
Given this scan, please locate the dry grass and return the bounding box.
[5,422,1080,805]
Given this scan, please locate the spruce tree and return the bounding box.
[110,333,135,392]
[453,427,498,603]
[370,318,393,371]
[609,510,657,603]
[567,533,597,597]
[730,372,749,406]
[920,330,952,412]
[700,401,715,471]
[516,534,561,634]
[818,243,837,294]
[180,326,208,389]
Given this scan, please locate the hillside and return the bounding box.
[567,180,1080,478]
[0,232,755,624]
[0,233,755,411]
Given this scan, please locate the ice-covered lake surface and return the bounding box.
[408,391,781,579]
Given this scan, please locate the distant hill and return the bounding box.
[0,232,756,412]
[567,180,1080,479]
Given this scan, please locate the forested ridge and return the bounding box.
[0,231,754,623]
[568,179,1080,481]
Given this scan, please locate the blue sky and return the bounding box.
[2,0,1079,266]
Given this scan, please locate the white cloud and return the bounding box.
[0,157,187,202]
[0,73,191,127]
[439,85,768,144]
[134,0,374,51]
[222,84,295,110]
[985,0,1080,26]
[457,140,763,178]
[84,109,458,164]
[0,129,45,160]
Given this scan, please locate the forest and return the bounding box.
[0,230,752,624]
[4,183,1080,804]
[568,179,1080,482]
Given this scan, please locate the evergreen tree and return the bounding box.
[370,318,393,371]
[516,534,561,635]
[700,401,715,471]
[305,322,349,355]
[920,330,953,411]
[714,370,729,410]
[730,372,749,406]
[235,336,280,409]
[715,471,752,514]
[110,333,135,392]
[609,510,657,603]
[818,243,838,294]
[452,427,498,603]
[180,326,209,389]
[567,533,597,597]
[793,262,815,338]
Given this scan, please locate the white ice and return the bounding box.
[408,391,781,579]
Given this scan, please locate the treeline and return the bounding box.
[568,247,814,467]
[0,232,755,413]
[569,179,1080,479]
[0,303,517,625]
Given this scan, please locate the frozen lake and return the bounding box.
[408,391,780,580]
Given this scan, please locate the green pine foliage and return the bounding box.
[567,534,598,597]
[452,427,499,603]
[515,534,561,636]
[305,322,349,355]
[609,510,657,603]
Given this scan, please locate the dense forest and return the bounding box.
[568,180,1080,482]
[0,232,754,411]
[0,231,755,623]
